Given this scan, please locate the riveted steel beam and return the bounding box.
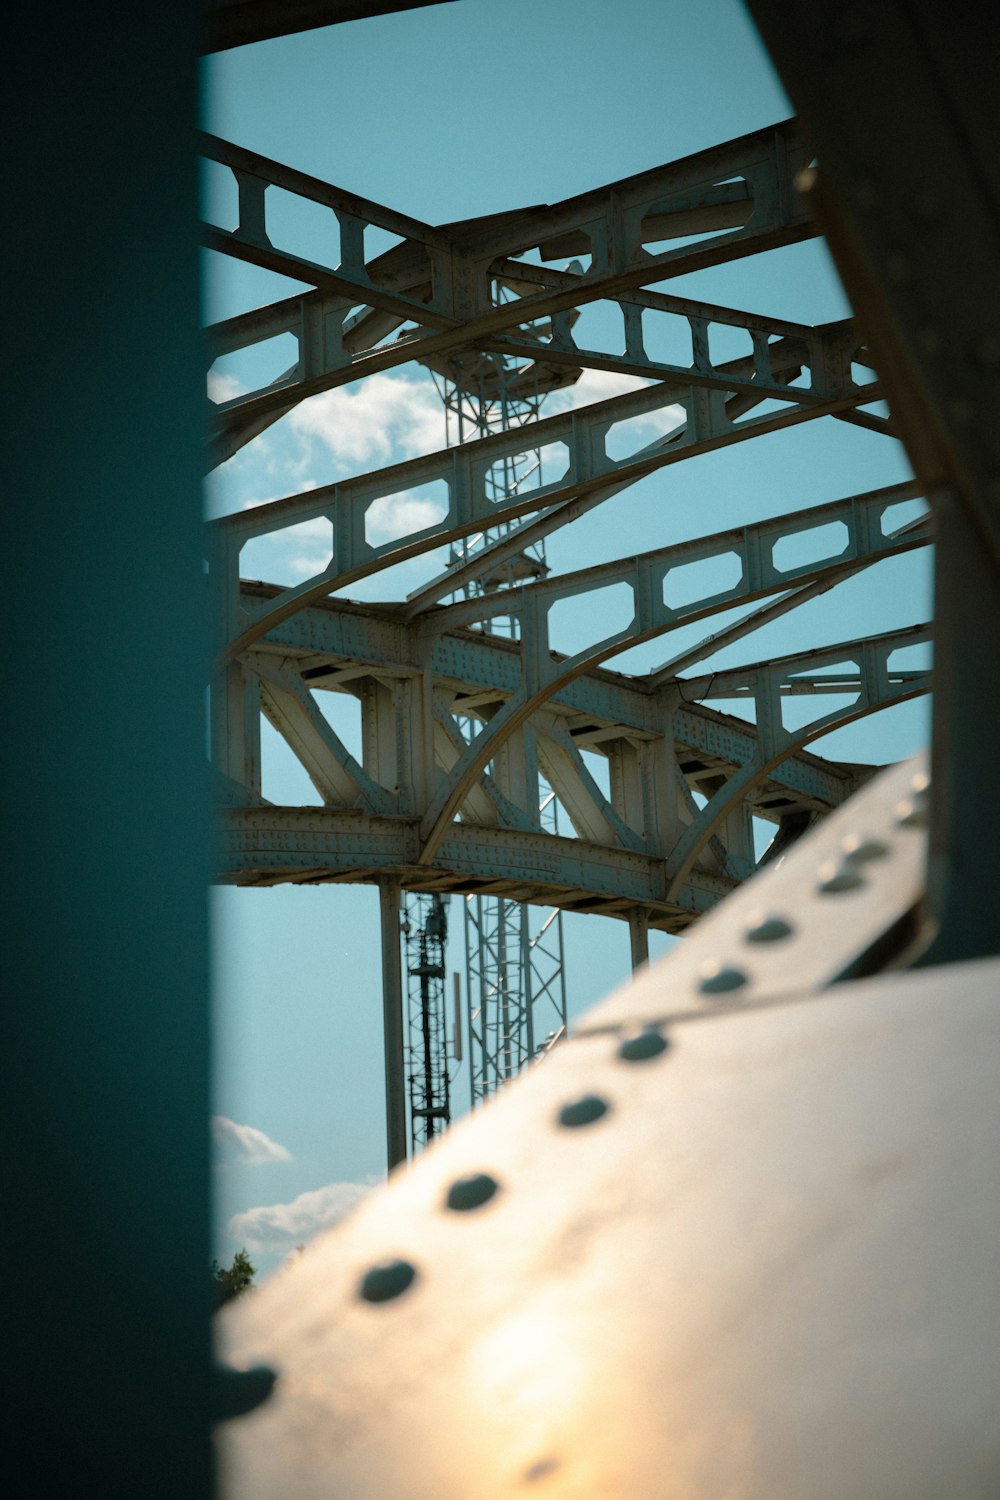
[662,631,931,900]
[219,761,1000,1500]
[217,803,733,928]
[681,622,931,699]
[431,483,923,632]
[409,498,928,865]
[212,333,882,666]
[204,120,816,465]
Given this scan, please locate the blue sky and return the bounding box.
[204,0,932,1276]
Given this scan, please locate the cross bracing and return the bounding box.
[205,116,931,1152]
[216,578,930,927]
[210,316,887,665]
[204,118,817,464]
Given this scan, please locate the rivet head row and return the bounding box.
[558,1094,609,1128]
[618,1027,670,1062]
[446,1172,499,1212]
[359,1258,417,1304]
[697,959,748,995]
[744,912,793,944]
[841,832,889,863]
[816,859,865,894]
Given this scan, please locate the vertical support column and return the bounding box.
[362,678,400,799]
[627,695,685,863]
[556,909,569,1031]
[721,800,755,883]
[629,910,650,972]
[498,900,513,1081]
[211,662,261,795]
[925,491,1000,963]
[521,906,535,1058]
[493,723,540,829]
[379,878,408,1171]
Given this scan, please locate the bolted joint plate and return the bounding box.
[218,759,1000,1499]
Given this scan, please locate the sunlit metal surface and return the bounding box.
[218,757,1000,1497]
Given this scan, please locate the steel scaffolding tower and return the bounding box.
[439,330,570,1114]
[402,298,574,1140]
[401,892,455,1154]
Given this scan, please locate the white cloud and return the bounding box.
[212,1115,293,1165]
[229,1177,378,1254]
[207,370,244,405]
[550,367,685,441]
[364,486,448,545]
[238,513,333,583]
[276,515,331,571]
[291,371,445,467]
[242,477,318,511]
[227,364,682,572]
[550,366,656,409]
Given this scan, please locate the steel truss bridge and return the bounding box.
[205,110,931,1162]
[12,0,1000,1494]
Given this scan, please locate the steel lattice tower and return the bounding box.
[401,892,454,1154]
[402,310,571,1138]
[438,315,570,1113]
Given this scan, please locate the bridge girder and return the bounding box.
[206,120,929,924]
[203,118,815,465]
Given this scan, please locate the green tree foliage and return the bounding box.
[212,1249,256,1308]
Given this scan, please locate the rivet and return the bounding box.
[359,1258,417,1304]
[910,770,930,795]
[697,959,748,994]
[618,1026,670,1062]
[840,832,889,862]
[446,1172,499,1212]
[794,166,817,196]
[213,1364,278,1421]
[744,912,794,944]
[523,1457,561,1484]
[816,859,865,894]
[895,796,928,829]
[558,1094,609,1128]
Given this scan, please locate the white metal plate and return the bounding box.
[219,945,1000,1498]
